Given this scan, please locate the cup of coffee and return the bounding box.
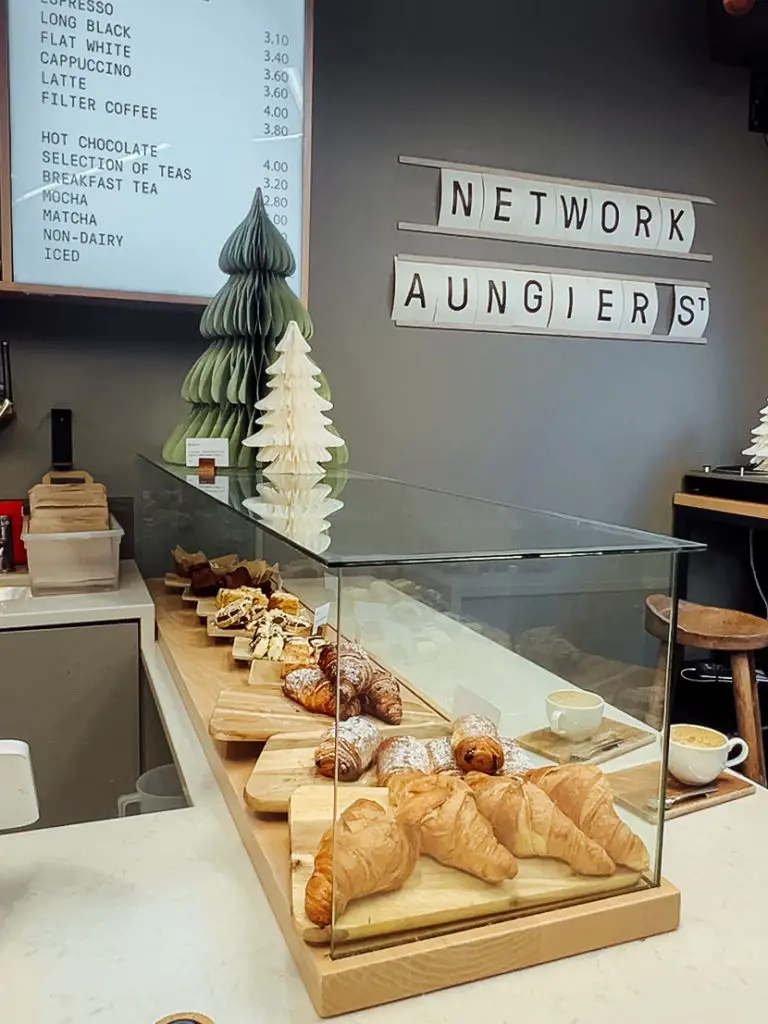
[668,724,749,786]
[546,689,605,742]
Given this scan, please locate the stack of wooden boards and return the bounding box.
[28,470,109,533]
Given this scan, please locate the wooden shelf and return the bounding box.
[150,580,680,1017]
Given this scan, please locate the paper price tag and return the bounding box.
[313,602,331,635]
[452,685,502,726]
[185,438,230,468]
[186,474,230,503]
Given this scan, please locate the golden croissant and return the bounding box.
[526,765,648,872]
[389,773,518,883]
[466,773,615,876]
[304,799,420,927]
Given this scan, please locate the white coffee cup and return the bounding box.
[546,689,605,742]
[668,724,749,786]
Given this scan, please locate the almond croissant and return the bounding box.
[466,773,615,876]
[314,717,381,782]
[304,799,420,927]
[389,773,518,883]
[282,668,361,720]
[526,765,649,872]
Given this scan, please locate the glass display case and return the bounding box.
[137,456,701,1003]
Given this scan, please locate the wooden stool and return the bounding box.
[646,595,768,786]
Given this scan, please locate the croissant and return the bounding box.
[319,641,375,692]
[282,668,361,720]
[451,715,504,774]
[466,773,615,876]
[360,669,403,724]
[389,773,518,883]
[526,765,649,872]
[377,736,431,785]
[315,717,381,782]
[305,799,420,927]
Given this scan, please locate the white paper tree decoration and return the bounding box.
[243,478,344,554]
[242,321,345,474]
[743,402,768,471]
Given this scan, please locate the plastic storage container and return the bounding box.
[22,514,124,596]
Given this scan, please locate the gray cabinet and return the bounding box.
[0,621,140,830]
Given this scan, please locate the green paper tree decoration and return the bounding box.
[162,189,346,469]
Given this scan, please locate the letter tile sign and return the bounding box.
[395,156,714,343]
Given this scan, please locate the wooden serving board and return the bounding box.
[197,598,217,619]
[210,673,448,743]
[233,635,258,662]
[609,761,756,822]
[164,572,189,591]
[245,725,451,814]
[289,785,642,946]
[516,718,655,766]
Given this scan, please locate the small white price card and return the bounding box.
[453,685,502,726]
[185,475,231,503]
[185,438,230,468]
[313,602,331,635]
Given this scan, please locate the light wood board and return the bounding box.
[245,725,451,813]
[149,580,681,1018]
[164,572,189,591]
[197,598,217,619]
[233,635,259,662]
[210,670,448,743]
[609,761,756,822]
[290,785,644,946]
[516,718,655,766]
[207,616,256,640]
[181,586,199,603]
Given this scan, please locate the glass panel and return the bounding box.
[325,549,676,956]
[139,456,702,567]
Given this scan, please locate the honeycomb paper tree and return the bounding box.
[743,401,768,471]
[243,477,344,554]
[242,321,345,475]
[162,189,345,468]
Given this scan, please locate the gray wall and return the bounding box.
[2,0,767,534]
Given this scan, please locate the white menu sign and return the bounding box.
[7,0,308,298]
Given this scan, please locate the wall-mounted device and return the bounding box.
[707,0,768,132]
[0,340,14,430]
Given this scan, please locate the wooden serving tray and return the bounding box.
[290,785,643,946]
[245,725,451,814]
[210,671,448,743]
[609,761,756,822]
[164,572,189,591]
[516,718,655,766]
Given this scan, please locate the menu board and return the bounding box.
[5,0,309,299]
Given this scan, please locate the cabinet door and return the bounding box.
[0,622,139,829]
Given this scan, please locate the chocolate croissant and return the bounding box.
[314,717,381,782]
[451,715,505,775]
[319,641,375,692]
[360,669,403,724]
[282,667,361,720]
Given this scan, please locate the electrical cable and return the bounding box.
[749,528,768,618]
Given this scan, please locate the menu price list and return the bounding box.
[8,0,307,297]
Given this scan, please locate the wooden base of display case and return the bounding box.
[149,581,680,1017]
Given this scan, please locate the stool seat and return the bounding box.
[645,595,768,652]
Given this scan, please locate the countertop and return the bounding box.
[2,577,767,1023]
[0,561,155,648]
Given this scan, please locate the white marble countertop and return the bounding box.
[2,580,768,1023]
